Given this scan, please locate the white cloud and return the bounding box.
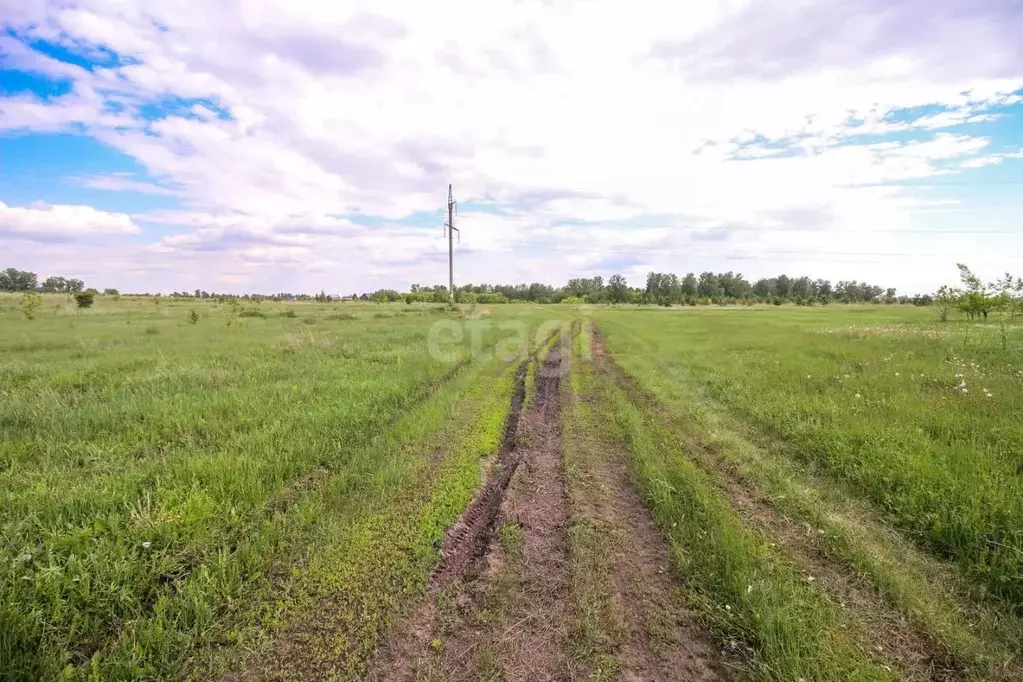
[75,173,182,196]
[1,0,1022,292]
[0,201,141,240]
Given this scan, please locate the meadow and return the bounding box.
[2,295,1022,680]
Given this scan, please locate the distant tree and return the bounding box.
[753,278,775,299]
[993,272,1023,318]
[956,263,993,320]
[775,274,792,299]
[697,271,723,300]
[606,274,629,304]
[680,273,697,299]
[41,276,68,293]
[789,276,810,301]
[103,288,119,296]
[814,279,832,303]
[0,268,38,291]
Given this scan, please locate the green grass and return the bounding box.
[595,306,1023,609]
[7,295,1021,680]
[0,295,562,679]
[573,327,893,681]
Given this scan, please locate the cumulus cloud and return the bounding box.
[0,201,141,240]
[1,0,1021,292]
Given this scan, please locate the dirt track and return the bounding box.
[369,344,573,680]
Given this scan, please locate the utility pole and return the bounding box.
[446,184,459,302]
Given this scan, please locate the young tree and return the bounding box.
[956,263,992,320]
[935,285,957,322]
[20,292,42,320]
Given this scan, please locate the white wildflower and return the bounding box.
[142,541,152,549]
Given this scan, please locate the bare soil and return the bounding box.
[369,345,573,681]
[572,336,725,681]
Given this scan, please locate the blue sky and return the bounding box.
[1,0,1022,294]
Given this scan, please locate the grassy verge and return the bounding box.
[597,316,1023,679]
[583,341,894,680]
[592,306,1023,607]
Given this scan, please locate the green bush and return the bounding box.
[74,292,95,309]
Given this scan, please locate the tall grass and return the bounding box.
[575,336,891,680]
[596,306,1023,609]
[0,297,527,678]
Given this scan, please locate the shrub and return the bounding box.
[279,310,297,318]
[189,310,200,325]
[20,292,42,320]
[74,292,95,309]
[239,309,266,318]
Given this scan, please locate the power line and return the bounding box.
[460,240,1018,261]
[446,219,1022,235]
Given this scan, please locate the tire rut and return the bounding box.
[369,343,573,681]
[573,334,727,681]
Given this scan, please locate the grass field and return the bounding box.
[2,295,1022,680]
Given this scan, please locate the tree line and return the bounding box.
[378,273,915,306]
[6,264,1019,315]
[0,268,88,294]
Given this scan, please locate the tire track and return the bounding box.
[591,327,969,682]
[369,342,572,681]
